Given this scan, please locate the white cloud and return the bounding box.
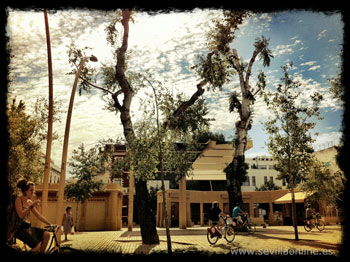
[312,131,342,150]
[317,29,327,40]
[272,38,302,57]
[308,65,321,71]
[300,61,316,66]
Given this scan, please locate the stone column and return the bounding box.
[200,202,204,226]
[108,190,118,230]
[269,202,274,225]
[128,171,135,231]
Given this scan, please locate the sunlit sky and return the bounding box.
[6,8,344,177]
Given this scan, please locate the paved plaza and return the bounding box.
[56,225,342,256]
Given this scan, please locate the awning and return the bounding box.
[274,191,308,204]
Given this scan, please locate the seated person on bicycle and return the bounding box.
[232,203,246,225]
[305,204,315,225]
[209,201,225,233]
[14,179,54,253]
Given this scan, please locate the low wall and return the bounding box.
[30,184,123,231]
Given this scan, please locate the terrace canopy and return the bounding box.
[274,191,308,204]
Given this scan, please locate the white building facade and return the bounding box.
[242,156,287,192]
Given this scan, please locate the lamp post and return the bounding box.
[55,55,98,242]
[41,8,53,223]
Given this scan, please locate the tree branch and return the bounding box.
[245,49,259,90]
[162,79,207,130]
[79,76,115,96]
[115,9,133,94]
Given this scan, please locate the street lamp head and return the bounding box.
[89,55,98,62]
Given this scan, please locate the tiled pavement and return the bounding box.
[58,225,342,255]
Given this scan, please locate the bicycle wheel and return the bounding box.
[247,223,256,234]
[304,221,312,232]
[316,221,325,231]
[207,230,219,245]
[224,227,235,243]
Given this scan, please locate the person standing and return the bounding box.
[61,206,74,241]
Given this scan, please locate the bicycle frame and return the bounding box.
[45,225,61,253]
[207,215,235,245]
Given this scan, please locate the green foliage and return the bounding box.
[207,10,248,54]
[328,74,344,102]
[160,93,213,135]
[263,63,323,188]
[224,155,248,185]
[194,131,227,144]
[7,98,49,194]
[255,180,282,191]
[192,11,248,90]
[65,143,104,203]
[300,159,346,207]
[254,36,274,67]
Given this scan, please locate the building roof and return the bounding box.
[188,140,253,181]
[274,191,308,204]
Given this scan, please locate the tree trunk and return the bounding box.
[226,48,253,214]
[291,187,299,240]
[135,180,160,244]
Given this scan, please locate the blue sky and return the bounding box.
[6,9,344,170]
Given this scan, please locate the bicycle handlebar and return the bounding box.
[44,225,59,232]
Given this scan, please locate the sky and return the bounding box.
[6,8,344,177]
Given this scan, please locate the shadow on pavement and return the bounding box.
[120,228,208,237]
[248,228,340,251]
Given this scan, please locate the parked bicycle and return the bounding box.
[231,213,256,234]
[304,212,325,232]
[45,225,81,254]
[207,214,235,245]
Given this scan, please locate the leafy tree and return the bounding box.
[194,11,273,212]
[194,131,227,144]
[300,159,345,208]
[66,9,227,245]
[7,99,43,195]
[255,180,282,191]
[7,97,62,195]
[65,143,104,230]
[262,62,323,240]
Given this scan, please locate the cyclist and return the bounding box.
[14,179,54,253]
[305,204,315,226]
[232,202,246,225]
[209,201,225,235]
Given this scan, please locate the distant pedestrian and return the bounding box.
[61,206,74,241]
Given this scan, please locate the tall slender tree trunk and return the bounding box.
[42,9,53,222]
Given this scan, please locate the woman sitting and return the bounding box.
[14,179,53,253]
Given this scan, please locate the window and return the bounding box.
[257,165,267,169]
[264,176,268,183]
[270,176,274,183]
[252,176,256,186]
[243,176,250,186]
